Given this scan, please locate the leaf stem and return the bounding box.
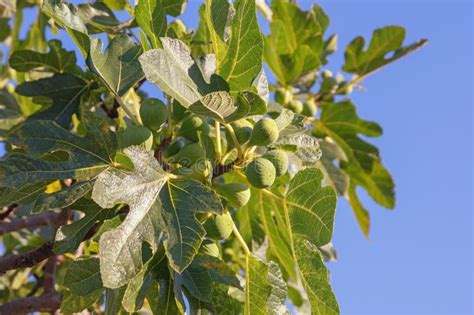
[223,123,243,159]
[226,211,250,255]
[215,121,223,162]
[166,97,174,139]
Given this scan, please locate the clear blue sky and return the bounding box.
[1,0,472,314]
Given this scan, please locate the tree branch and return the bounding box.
[0,209,69,236]
[0,292,63,315]
[0,204,18,221]
[0,241,54,274]
[0,223,98,274]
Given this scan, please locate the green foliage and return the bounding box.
[0,0,425,313]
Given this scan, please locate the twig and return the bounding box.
[0,292,63,314]
[43,256,58,294]
[0,210,69,236]
[0,241,55,274]
[0,223,98,274]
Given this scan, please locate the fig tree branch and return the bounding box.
[0,209,69,236]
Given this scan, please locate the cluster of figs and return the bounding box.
[116,97,295,249]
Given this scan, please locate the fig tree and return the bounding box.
[248,118,279,147]
[245,158,276,188]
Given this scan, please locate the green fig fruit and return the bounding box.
[173,159,212,181]
[217,182,251,208]
[226,119,253,148]
[248,118,279,147]
[312,126,327,138]
[199,239,220,257]
[287,99,303,114]
[262,150,288,177]
[322,70,333,79]
[232,119,254,144]
[302,98,317,117]
[245,158,276,189]
[338,83,353,95]
[168,142,206,167]
[140,98,167,130]
[178,116,210,142]
[204,214,233,240]
[163,138,188,159]
[173,100,190,123]
[274,88,293,105]
[119,125,153,150]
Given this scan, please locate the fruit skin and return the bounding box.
[321,70,333,79]
[338,82,353,95]
[168,143,206,167]
[302,98,317,117]
[173,159,212,181]
[204,214,233,240]
[119,125,153,150]
[178,116,210,142]
[274,88,293,105]
[229,119,253,144]
[217,182,251,208]
[173,100,190,123]
[245,158,276,189]
[163,137,188,159]
[262,150,288,177]
[287,99,303,114]
[199,239,220,257]
[248,118,279,147]
[140,98,167,130]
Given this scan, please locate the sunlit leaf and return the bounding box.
[218,0,263,91]
[9,39,77,73]
[343,26,427,76]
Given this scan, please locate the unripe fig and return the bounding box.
[199,239,220,257]
[168,143,206,167]
[173,100,190,123]
[287,99,303,114]
[312,126,327,138]
[140,98,167,130]
[119,125,153,150]
[217,182,251,208]
[248,118,279,147]
[302,98,317,117]
[163,138,188,159]
[230,119,253,144]
[274,88,293,105]
[245,158,276,189]
[204,214,233,240]
[173,159,212,181]
[322,70,333,79]
[178,116,210,142]
[338,83,353,95]
[262,150,288,177]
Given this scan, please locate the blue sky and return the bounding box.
[1,0,472,314]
